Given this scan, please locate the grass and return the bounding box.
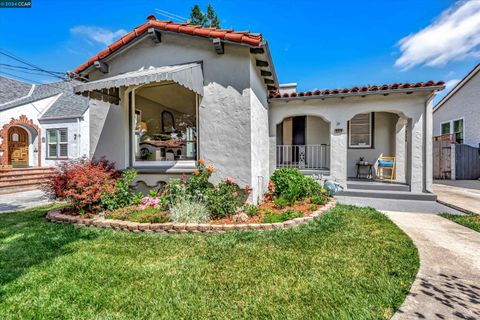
[440,213,480,232]
[0,204,419,319]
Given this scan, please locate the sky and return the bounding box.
[0,0,479,103]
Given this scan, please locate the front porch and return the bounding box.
[269,91,436,194]
[275,115,331,175]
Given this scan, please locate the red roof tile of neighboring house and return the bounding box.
[73,14,263,75]
[268,81,445,99]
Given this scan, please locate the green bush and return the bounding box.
[205,180,245,219]
[274,196,289,209]
[243,204,257,217]
[262,209,303,223]
[100,169,143,211]
[170,198,210,223]
[312,194,327,205]
[271,168,322,202]
[310,204,318,211]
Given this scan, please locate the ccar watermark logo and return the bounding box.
[0,1,32,8]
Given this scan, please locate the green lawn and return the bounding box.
[440,213,480,232]
[0,204,418,319]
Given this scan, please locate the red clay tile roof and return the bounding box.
[73,14,263,75]
[268,81,445,99]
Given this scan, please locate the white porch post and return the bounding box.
[330,121,348,189]
[409,114,425,193]
[425,97,434,192]
[395,117,408,184]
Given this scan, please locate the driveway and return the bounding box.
[0,189,52,214]
[433,180,480,214]
[386,211,480,320]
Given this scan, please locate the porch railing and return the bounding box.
[276,145,330,170]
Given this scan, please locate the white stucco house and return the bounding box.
[70,15,445,200]
[0,77,91,168]
[433,63,480,147]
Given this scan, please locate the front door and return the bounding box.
[292,116,305,163]
[8,126,29,166]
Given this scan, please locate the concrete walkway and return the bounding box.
[386,211,480,320]
[433,180,480,214]
[335,196,463,214]
[0,189,52,214]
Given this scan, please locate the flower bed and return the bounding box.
[46,200,336,233]
[44,159,334,233]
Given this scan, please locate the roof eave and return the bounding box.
[268,86,446,102]
[73,27,265,78]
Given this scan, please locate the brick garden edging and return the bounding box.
[46,199,336,234]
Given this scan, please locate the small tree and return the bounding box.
[189,4,205,26]
[206,4,221,28]
[189,4,221,28]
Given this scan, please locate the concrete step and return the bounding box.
[347,180,410,192]
[0,172,54,180]
[0,185,42,195]
[0,179,49,188]
[0,177,51,186]
[337,189,437,201]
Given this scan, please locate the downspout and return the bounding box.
[77,117,81,158]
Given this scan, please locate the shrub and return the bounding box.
[271,168,304,198]
[163,178,187,206]
[45,158,117,212]
[270,168,322,202]
[170,198,210,223]
[302,176,322,197]
[243,204,257,217]
[312,194,328,205]
[100,169,143,211]
[274,196,289,209]
[186,161,214,198]
[310,204,318,211]
[205,179,245,219]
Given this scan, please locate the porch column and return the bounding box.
[409,114,425,193]
[395,117,408,184]
[329,121,348,189]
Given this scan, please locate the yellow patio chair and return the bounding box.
[376,154,395,181]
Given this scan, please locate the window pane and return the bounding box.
[134,85,197,162]
[441,123,450,135]
[453,119,463,133]
[48,144,57,157]
[48,130,57,143]
[59,143,68,157]
[59,129,68,143]
[350,113,371,147]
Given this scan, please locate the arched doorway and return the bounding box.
[8,126,29,166]
[0,115,41,167]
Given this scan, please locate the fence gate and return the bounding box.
[455,144,480,180]
[433,140,452,179]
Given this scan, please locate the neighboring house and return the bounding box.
[0,77,91,168]
[70,15,444,200]
[433,63,480,147]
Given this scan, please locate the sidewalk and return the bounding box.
[0,189,52,214]
[433,180,480,214]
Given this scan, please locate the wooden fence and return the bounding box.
[433,140,452,179]
[433,139,480,180]
[455,144,480,180]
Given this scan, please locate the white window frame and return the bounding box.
[348,112,373,148]
[440,118,465,143]
[46,128,68,159]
